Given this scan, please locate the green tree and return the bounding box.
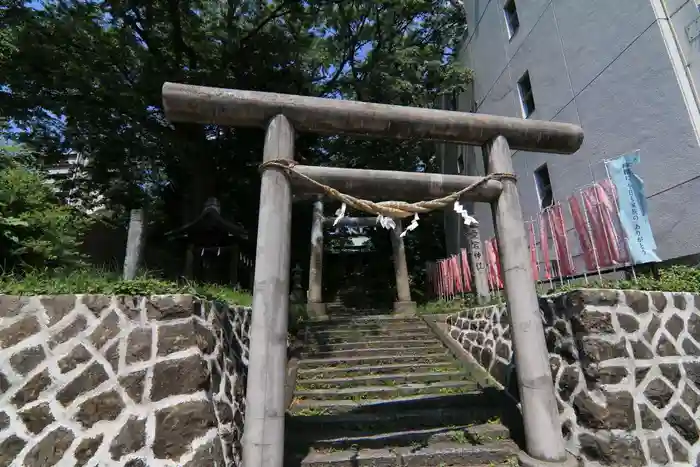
[0,144,92,270]
[1,0,470,292]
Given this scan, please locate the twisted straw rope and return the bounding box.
[260,160,516,219]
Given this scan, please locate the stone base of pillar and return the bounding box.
[393,301,416,315]
[517,451,578,467]
[306,302,328,320]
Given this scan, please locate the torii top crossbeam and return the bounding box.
[162,83,583,154]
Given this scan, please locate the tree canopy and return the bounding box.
[0,0,471,297]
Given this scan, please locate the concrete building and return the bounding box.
[443,0,700,271]
[46,151,105,214]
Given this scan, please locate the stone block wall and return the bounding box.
[446,289,700,466]
[0,294,251,467]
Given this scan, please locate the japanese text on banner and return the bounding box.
[605,153,660,264]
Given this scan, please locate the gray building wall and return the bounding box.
[445,0,700,271]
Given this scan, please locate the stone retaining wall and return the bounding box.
[446,289,700,466]
[0,294,251,467]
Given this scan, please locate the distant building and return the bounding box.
[45,152,105,214]
[443,0,700,268]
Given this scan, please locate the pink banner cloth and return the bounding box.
[582,187,614,267]
[486,239,503,290]
[528,222,539,281]
[450,256,463,293]
[493,239,504,288]
[550,204,575,276]
[441,260,450,296]
[539,213,552,280]
[460,248,472,292]
[597,180,629,264]
[568,195,597,271]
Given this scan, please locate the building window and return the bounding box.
[517,71,535,118]
[534,164,553,209]
[504,0,520,39]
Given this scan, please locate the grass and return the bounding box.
[0,267,253,307]
[553,265,700,294]
[418,296,504,315]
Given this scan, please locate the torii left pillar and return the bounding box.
[389,219,416,314]
[307,198,327,319]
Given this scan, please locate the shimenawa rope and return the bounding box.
[259,159,516,219]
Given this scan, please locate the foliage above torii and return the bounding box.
[1,0,471,284]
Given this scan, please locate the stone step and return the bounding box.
[307,323,429,334]
[303,338,441,352]
[288,420,510,451]
[290,441,519,467]
[304,331,434,345]
[288,392,497,416]
[306,315,423,326]
[295,371,470,389]
[325,308,390,315]
[295,381,479,401]
[302,344,445,359]
[287,407,504,437]
[297,362,461,380]
[297,353,453,370]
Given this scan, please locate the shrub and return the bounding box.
[0,146,92,270]
[555,265,700,294]
[0,267,252,306]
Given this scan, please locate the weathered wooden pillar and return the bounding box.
[465,225,490,304]
[242,114,294,467]
[183,244,194,279]
[229,244,239,287]
[307,198,327,319]
[484,136,572,466]
[389,219,416,314]
[123,208,145,280]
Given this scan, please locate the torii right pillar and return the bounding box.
[389,218,416,315]
[485,135,576,467]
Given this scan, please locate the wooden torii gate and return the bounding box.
[307,203,415,318]
[161,82,583,467]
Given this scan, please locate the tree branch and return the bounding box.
[240,1,294,45]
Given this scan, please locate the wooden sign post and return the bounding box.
[465,225,490,304]
[123,208,145,280]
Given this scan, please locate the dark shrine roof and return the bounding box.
[164,197,248,243]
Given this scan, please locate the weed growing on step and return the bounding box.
[448,430,469,444]
[289,406,330,416]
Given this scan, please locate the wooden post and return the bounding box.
[242,114,294,467]
[389,219,416,314]
[183,244,194,279]
[485,136,572,466]
[229,244,239,286]
[123,209,145,280]
[307,198,326,319]
[465,225,490,304]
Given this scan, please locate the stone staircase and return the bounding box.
[285,314,521,466]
